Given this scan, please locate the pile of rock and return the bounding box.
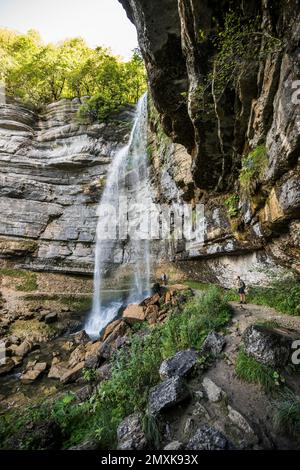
[124,284,192,326]
[115,330,261,451]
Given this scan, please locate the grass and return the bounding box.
[254,320,281,329]
[224,278,300,316]
[183,280,212,291]
[273,390,300,442]
[23,293,92,312]
[9,319,53,340]
[0,286,232,450]
[246,279,300,316]
[235,350,284,393]
[0,268,38,292]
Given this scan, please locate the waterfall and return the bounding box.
[85,93,151,338]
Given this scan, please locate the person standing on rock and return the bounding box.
[237,276,246,304]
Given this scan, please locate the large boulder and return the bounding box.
[148,376,190,415]
[101,319,128,341]
[21,362,47,384]
[48,361,69,379]
[141,293,161,307]
[122,304,146,323]
[200,331,226,356]
[60,361,85,384]
[159,349,198,380]
[202,377,226,403]
[11,339,33,358]
[117,412,147,450]
[68,344,86,368]
[186,425,231,450]
[243,325,294,368]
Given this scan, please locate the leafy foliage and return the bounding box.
[239,145,268,193]
[224,194,239,218]
[0,29,147,120]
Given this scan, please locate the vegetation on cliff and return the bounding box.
[0,28,146,120]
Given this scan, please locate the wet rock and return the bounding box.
[159,348,198,380]
[48,361,69,380]
[101,319,128,341]
[186,425,231,450]
[44,312,58,324]
[99,323,130,360]
[11,339,33,358]
[202,377,226,403]
[122,304,146,323]
[84,340,102,368]
[61,341,74,352]
[141,293,161,307]
[68,344,86,368]
[60,361,85,384]
[117,412,147,450]
[243,325,293,368]
[163,441,183,450]
[0,357,15,376]
[73,330,91,344]
[20,362,47,384]
[148,376,190,415]
[200,331,226,357]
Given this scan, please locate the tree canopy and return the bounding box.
[0,28,147,121]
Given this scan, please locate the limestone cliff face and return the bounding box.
[120,0,300,285]
[0,99,132,274]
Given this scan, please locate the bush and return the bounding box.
[224,194,239,218]
[273,390,300,442]
[160,286,232,358]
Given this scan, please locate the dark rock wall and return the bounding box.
[120,0,300,284]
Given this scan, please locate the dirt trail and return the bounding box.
[165,300,300,450]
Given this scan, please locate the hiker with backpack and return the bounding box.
[237,276,246,304]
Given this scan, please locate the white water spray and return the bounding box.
[85,94,151,338]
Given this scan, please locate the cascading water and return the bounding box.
[85,93,151,338]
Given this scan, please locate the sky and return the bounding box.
[0,0,138,59]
